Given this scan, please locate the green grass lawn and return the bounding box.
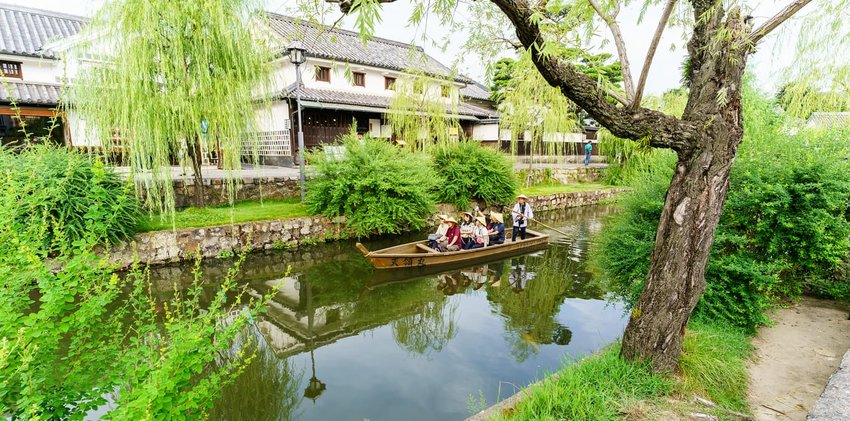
[519,182,613,196]
[138,198,311,232]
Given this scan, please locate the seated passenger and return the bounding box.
[487,212,506,245]
[459,211,475,248]
[463,216,489,250]
[443,217,462,251]
[428,214,449,250]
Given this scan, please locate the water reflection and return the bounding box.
[146,205,623,421]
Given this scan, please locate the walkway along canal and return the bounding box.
[143,205,626,420]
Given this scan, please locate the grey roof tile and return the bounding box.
[266,13,471,83]
[807,112,850,128]
[0,3,84,58]
[0,80,62,105]
[284,84,498,119]
[461,81,492,101]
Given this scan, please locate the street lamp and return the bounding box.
[287,41,307,201]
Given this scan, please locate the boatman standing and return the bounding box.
[511,194,533,241]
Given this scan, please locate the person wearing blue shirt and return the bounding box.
[487,212,506,245]
[584,139,593,167]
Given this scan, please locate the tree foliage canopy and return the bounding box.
[66,0,276,215]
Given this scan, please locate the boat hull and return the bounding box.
[357,230,550,270]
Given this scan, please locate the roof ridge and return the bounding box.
[265,12,424,52]
[0,2,86,22]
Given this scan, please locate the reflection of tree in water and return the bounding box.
[210,326,304,421]
[391,298,458,356]
[486,243,604,362]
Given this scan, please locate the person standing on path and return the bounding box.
[511,194,533,241]
[584,139,593,167]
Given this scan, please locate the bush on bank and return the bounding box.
[305,135,437,237]
[431,140,517,208]
[597,84,850,332]
[0,145,141,249]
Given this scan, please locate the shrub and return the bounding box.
[0,145,141,250]
[596,86,850,331]
[430,141,517,208]
[305,135,437,237]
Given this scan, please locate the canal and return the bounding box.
[144,205,626,420]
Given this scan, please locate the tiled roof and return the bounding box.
[265,13,471,83]
[807,112,850,128]
[0,3,84,58]
[283,84,498,119]
[461,81,493,102]
[0,80,62,105]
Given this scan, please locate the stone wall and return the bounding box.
[108,216,347,270]
[525,188,627,212]
[116,188,625,269]
[169,176,300,209]
[517,167,605,185]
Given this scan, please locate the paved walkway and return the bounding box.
[113,164,302,181]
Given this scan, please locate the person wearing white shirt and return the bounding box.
[511,194,533,241]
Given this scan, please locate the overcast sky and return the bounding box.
[7,0,800,96]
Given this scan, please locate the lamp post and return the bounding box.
[287,41,307,201]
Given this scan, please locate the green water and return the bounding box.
[145,205,625,420]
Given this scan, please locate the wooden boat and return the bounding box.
[356,230,549,270]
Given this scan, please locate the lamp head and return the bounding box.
[287,40,306,65]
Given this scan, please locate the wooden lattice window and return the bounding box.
[0,61,22,79]
[352,72,365,87]
[384,77,396,90]
[315,66,331,82]
[441,85,451,98]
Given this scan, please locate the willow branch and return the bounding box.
[749,0,814,44]
[632,0,677,109]
[587,0,635,100]
[488,0,698,151]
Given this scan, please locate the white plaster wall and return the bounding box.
[472,123,500,141]
[255,101,291,132]
[66,111,99,147]
[0,54,63,84]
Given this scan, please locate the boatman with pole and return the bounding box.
[511,194,533,241]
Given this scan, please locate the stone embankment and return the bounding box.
[808,350,850,420]
[169,176,300,209]
[112,188,624,269]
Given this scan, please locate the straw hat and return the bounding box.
[475,216,487,225]
[516,194,528,200]
[444,217,458,224]
[491,212,504,223]
[461,211,474,219]
[437,214,449,221]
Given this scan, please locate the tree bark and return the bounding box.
[620,4,750,372]
[186,138,206,208]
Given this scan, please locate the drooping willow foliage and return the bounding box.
[387,69,462,149]
[65,0,277,216]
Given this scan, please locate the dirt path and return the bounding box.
[747,297,850,420]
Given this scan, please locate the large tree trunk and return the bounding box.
[186,139,206,208]
[620,4,750,372]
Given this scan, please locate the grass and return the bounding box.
[519,182,613,196]
[494,322,752,420]
[137,198,311,232]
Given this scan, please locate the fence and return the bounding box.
[243,129,292,157]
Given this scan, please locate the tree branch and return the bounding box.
[489,0,698,151]
[632,0,677,109]
[587,0,635,100]
[749,0,814,45]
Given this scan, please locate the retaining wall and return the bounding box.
[113,188,625,269]
[519,167,605,185]
[169,176,300,209]
[108,216,347,270]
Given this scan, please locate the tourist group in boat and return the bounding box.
[428,194,534,252]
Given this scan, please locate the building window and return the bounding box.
[441,85,451,98]
[315,66,331,82]
[384,76,396,90]
[413,81,423,95]
[0,61,22,79]
[352,72,365,87]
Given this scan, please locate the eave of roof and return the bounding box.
[279,84,498,119]
[0,80,62,106]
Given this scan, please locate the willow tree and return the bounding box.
[320,0,850,371]
[387,71,462,149]
[66,0,276,213]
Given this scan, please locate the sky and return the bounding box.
[6,0,802,96]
